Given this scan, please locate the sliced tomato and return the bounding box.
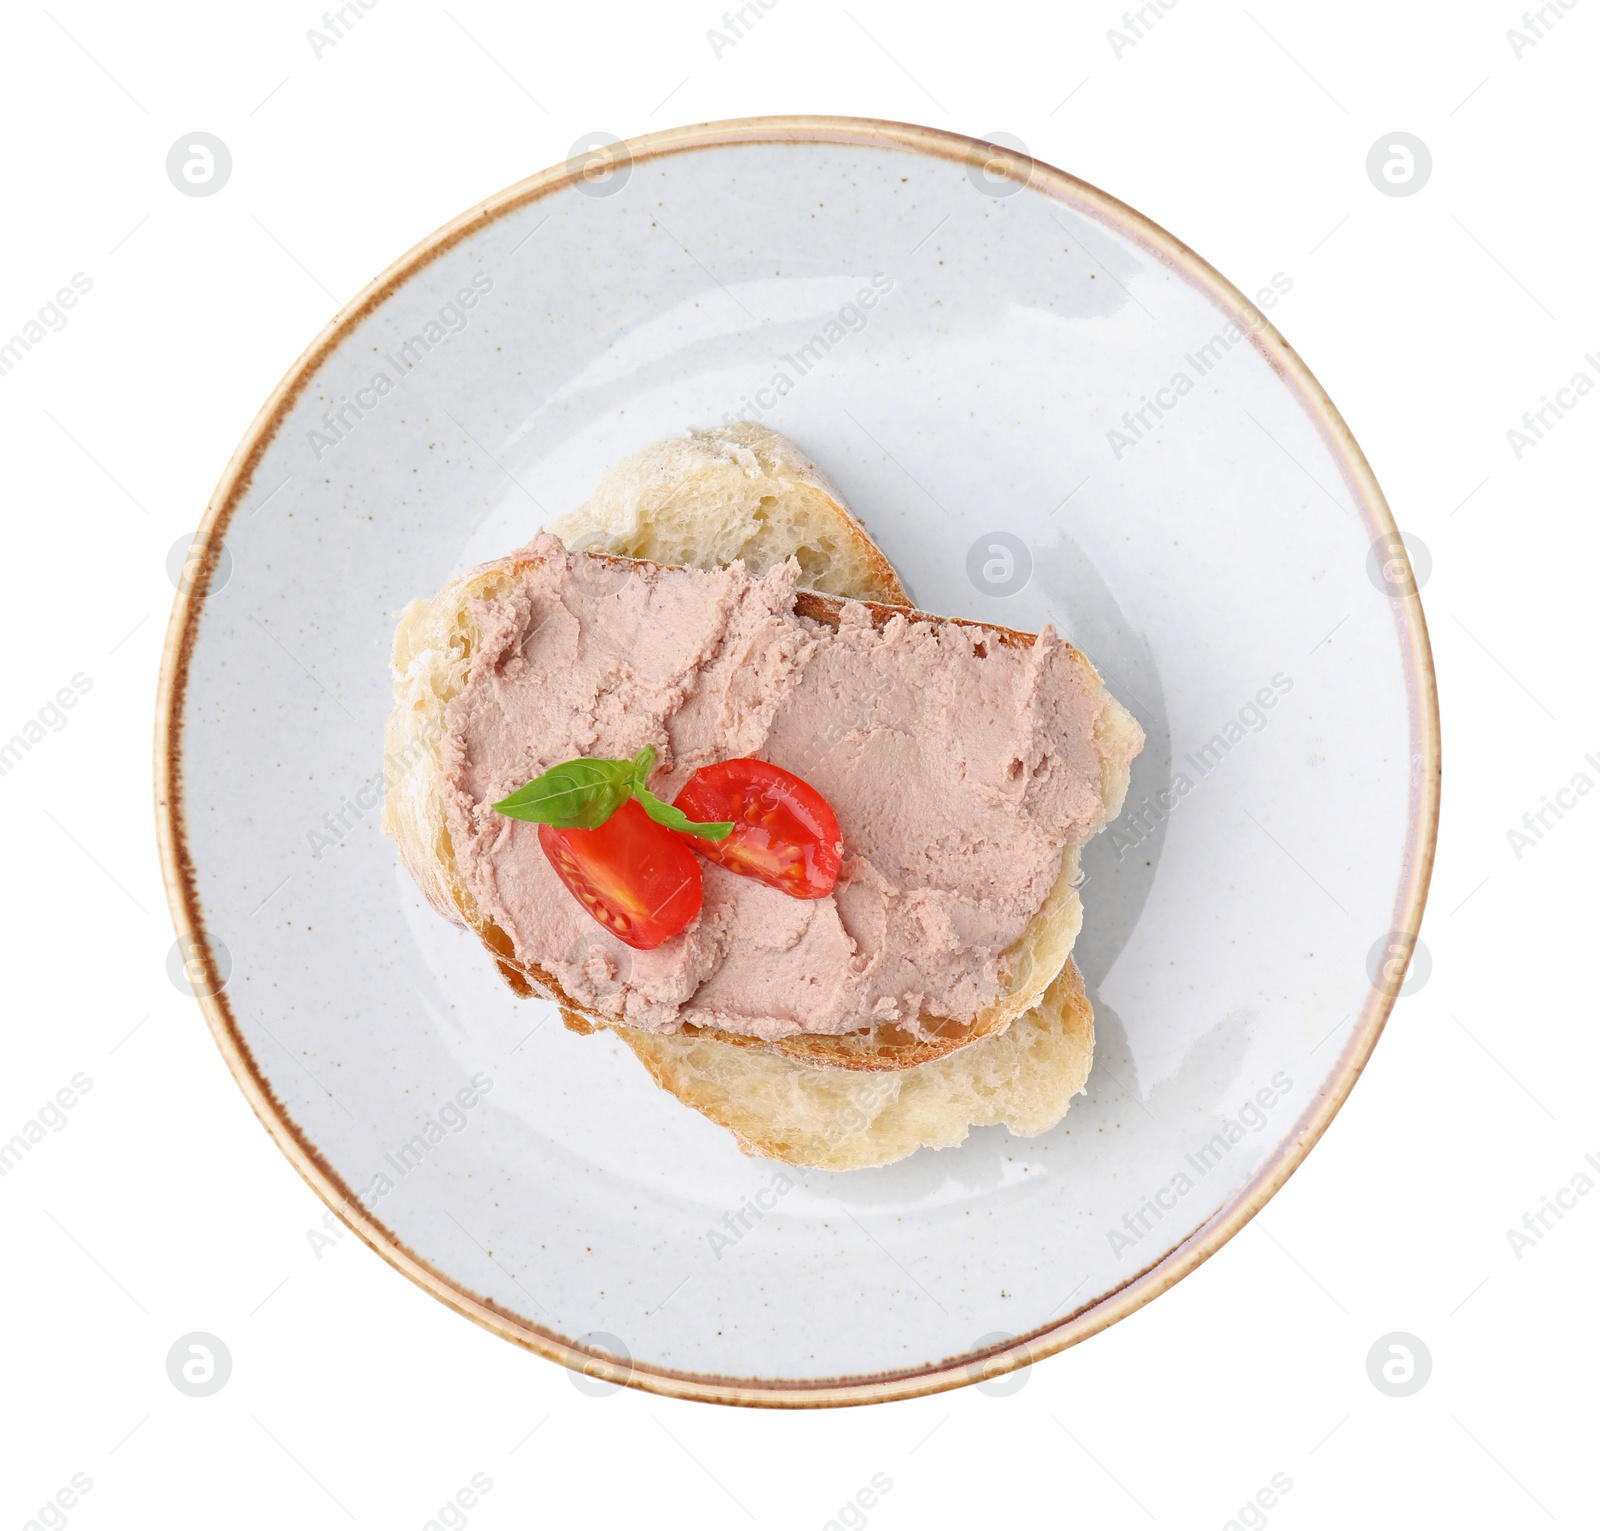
[672,758,842,899]
[537,797,702,950]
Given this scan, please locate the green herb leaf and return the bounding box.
[492,756,634,829]
[492,744,733,841]
[636,786,734,842]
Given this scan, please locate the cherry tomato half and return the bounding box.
[537,797,703,950]
[672,758,842,899]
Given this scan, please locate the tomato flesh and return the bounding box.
[672,759,842,899]
[537,797,702,950]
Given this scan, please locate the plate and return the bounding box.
[157,117,1438,1406]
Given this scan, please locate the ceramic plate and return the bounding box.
[157,117,1438,1406]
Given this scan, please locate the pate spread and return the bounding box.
[441,535,1119,1041]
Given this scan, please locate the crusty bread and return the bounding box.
[617,955,1096,1171]
[550,422,910,607]
[384,424,1140,1165]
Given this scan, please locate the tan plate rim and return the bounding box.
[154,115,1441,1409]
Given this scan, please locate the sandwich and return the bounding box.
[384,424,1142,1169]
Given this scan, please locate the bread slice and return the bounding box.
[618,954,1096,1172]
[388,551,1134,1065]
[550,422,910,607]
[384,424,1141,1165]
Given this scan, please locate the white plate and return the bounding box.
[157,117,1438,1406]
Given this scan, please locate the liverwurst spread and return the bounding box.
[441,535,1125,1041]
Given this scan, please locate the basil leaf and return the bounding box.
[492,756,634,829]
[636,786,734,842]
[491,743,733,841]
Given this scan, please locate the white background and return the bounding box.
[1,2,1594,1527]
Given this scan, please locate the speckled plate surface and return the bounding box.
[157,117,1438,1406]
